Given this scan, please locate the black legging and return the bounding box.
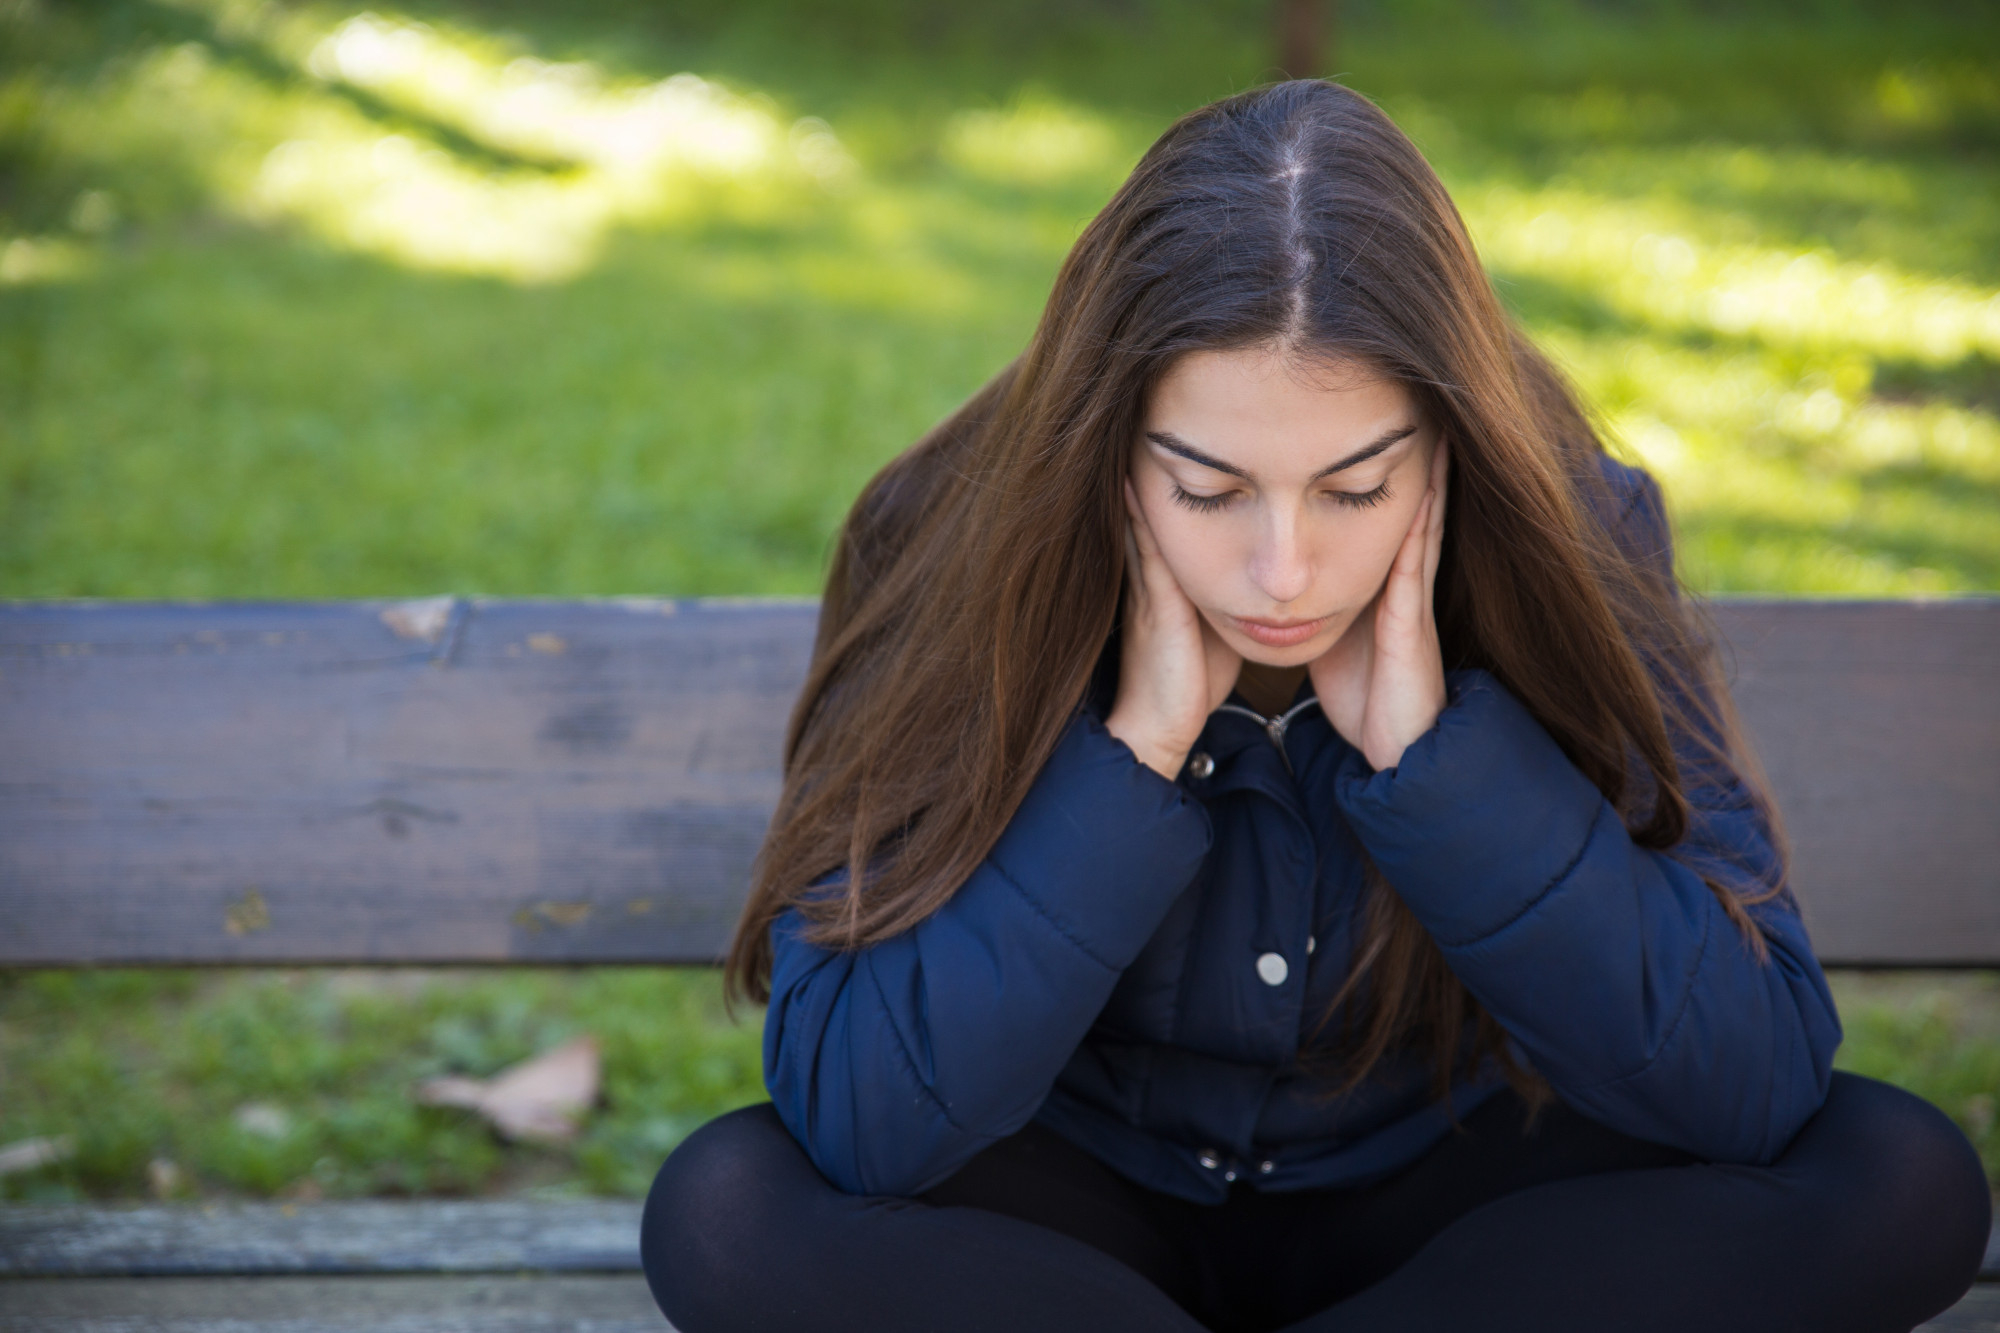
[641,1072,1989,1333]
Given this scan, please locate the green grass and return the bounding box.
[1,0,1996,1198]
[0,968,763,1201]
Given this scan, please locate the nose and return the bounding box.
[1249,504,1312,606]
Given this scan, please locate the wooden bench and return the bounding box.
[2,596,1996,1331]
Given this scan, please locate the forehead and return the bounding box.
[1145,347,1418,474]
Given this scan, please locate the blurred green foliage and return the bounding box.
[1,0,1996,1199]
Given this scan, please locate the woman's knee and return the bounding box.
[1790,1072,1991,1315]
[641,1103,816,1331]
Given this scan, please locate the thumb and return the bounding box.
[1201,614,1242,715]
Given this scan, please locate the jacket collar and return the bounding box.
[1081,635,1348,806]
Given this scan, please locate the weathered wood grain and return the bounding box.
[0,599,813,965]
[0,1273,671,1332]
[1706,600,2000,965]
[1,597,1995,966]
[0,1267,1989,1333]
[0,1201,642,1276]
[5,1201,1992,1280]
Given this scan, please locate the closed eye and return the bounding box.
[1174,481,1393,512]
[1170,484,1235,513]
[1330,480,1392,510]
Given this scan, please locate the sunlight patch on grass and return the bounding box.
[1535,331,2000,593]
[0,235,95,286]
[305,15,796,178]
[115,3,862,280]
[248,132,619,282]
[941,94,1125,186]
[1470,185,2000,365]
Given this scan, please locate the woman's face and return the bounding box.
[1133,346,1440,668]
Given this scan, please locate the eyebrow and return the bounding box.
[1145,424,1418,482]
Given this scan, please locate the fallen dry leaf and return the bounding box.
[148,1158,184,1198]
[233,1102,291,1140]
[0,1135,74,1177]
[379,596,455,643]
[415,1035,600,1144]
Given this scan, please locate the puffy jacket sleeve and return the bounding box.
[762,710,1212,1196]
[1331,465,1842,1165]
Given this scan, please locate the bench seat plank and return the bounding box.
[0,1203,1992,1328]
[11,1201,1986,1280]
[0,1201,642,1276]
[0,1269,1989,1332]
[2,597,1996,966]
[1923,1285,2000,1333]
[0,1274,670,1331]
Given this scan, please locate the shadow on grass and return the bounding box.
[1876,353,2000,416]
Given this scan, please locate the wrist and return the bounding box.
[1104,706,1193,781]
[1359,675,1448,772]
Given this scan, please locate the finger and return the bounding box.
[1124,479,1163,580]
[1125,478,1165,563]
[1378,489,1433,642]
[1200,612,1243,713]
[1422,441,1449,593]
[1125,479,1203,623]
[1428,439,1449,533]
[1390,486,1432,586]
[1311,601,1374,744]
[1121,481,1151,612]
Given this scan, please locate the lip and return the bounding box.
[1227,614,1333,648]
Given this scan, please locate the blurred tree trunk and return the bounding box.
[1276,0,1336,80]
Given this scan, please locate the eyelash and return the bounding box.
[1169,482,1392,513]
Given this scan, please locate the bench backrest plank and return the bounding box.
[1,599,809,966]
[1707,600,1998,965]
[2,597,1994,967]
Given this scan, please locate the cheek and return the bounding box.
[1140,497,1246,609]
[1311,506,1416,604]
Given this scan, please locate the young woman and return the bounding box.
[641,80,1990,1332]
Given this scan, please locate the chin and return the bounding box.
[1234,640,1326,668]
[1219,623,1340,667]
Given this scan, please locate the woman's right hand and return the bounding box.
[1106,479,1242,781]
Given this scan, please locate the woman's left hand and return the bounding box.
[1310,441,1449,772]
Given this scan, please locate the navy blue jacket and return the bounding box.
[762,456,1843,1202]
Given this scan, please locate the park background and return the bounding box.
[1,0,1995,1203]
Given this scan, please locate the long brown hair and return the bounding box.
[725,79,1784,1101]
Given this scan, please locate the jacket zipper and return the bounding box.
[1212,696,1322,776]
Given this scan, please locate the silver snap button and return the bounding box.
[1258,1160,1276,1174]
[1223,1170,1238,1182]
[1306,935,1316,955]
[1188,751,1214,779]
[1255,952,1289,986]
[1197,1150,1220,1170]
